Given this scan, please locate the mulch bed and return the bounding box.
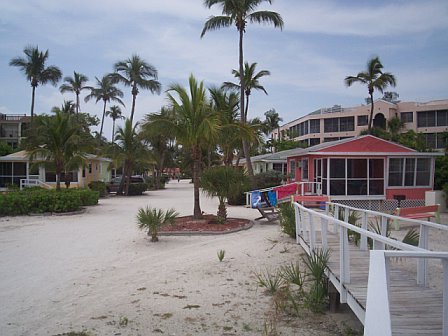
[159,214,251,234]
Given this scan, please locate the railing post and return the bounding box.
[333,204,339,234]
[360,212,368,251]
[340,225,350,302]
[294,204,301,244]
[417,225,429,286]
[321,216,328,250]
[309,212,315,251]
[443,258,448,336]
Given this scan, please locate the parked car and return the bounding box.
[106,175,145,193]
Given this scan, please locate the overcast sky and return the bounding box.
[1,0,447,140]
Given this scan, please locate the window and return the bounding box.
[388,158,431,187]
[309,119,320,133]
[400,112,413,123]
[88,163,92,174]
[423,133,436,149]
[289,160,295,180]
[358,115,368,126]
[302,159,309,180]
[309,138,320,146]
[340,117,354,132]
[324,118,339,133]
[437,110,448,126]
[437,133,448,149]
[417,111,436,127]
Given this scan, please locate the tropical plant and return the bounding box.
[0,141,14,156]
[201,166,249,222]
[280,262,305,291]
[302,248,330,313]
[345,56,396,133]
[222,62,270,122]
[51,100,76,115]
[84,75,125,139]
[23,111,87,190]
[106,105,125,142]
[136,206,178,242]
[114,119,145,195]
[201,0,283,178]
[59,71,90,114]
[217,249,226,262]
[254,268,285,295]
[278,202,296,238]
[145,75,220,219]
[110,55,161,124]
[9,45,62,121]
[264,108,283,138]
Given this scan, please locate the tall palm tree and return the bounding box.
[345,56,396,133]
[84,75,125,139]
[25,111,86,190]
[110,55,161,124]
[106,105,125,141]
[9,45,62,121]
[264,108,282,136]
[59,71,90,114]
[222,62,270,122]
[145,75,220,219]
[201,0,283,178]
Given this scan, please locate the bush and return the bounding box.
[88,181,107,197]
[444,184,448,207]
[0,188,99,216]
[279,202,296,238]
[253,171,285,190]
[128,182,147,196]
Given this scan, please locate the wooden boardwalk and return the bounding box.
[295,203,447,336]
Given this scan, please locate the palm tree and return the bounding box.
[222,62,270,122]
[115,119,144,195]
[25,110,86,190]
[59,71,90,114]
[201,0,283,178]
[344,56,396,133]
[110,55,161,124]
[264,108,283,137]
[9,45,62,121]
[51,100,76,115]
[84,75,125,139]
[145,75,220,219]
[106,105,125,141]
[137,206,178,242]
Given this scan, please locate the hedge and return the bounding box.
[0,188,99,216]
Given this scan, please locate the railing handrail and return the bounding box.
[20,178,52,190]
[294,202,424,252]
[328,201,448,232]
[244,181,299,195]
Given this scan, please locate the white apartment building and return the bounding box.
[271,99,448,150]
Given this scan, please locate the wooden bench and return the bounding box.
[292,195,329,208]
[393,204,440,229]
[255,192,280,223]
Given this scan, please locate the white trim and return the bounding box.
[308,151,442,157]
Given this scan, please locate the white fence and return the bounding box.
[293,201,448,335]
[20,179,52,190]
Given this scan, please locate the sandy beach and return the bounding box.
[0,180,364,336]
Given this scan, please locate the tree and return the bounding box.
[110,55,161,125]
[59,71,90,114]
[106,105,125,142]
[137,207,178,242]
[264,108,283,137]
[85,75,125,139]
[9,45,62,121]
[51,100,76,115]
[145,75,220,219]
[201,0,283,178]
[201,166,249,222]
[345,56,396,133]
[223,62,270,122]
[24,111,87,190]
[115,119,145,195]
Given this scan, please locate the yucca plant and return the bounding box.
[302,248,330,313]
[254,268,285,295]
[136,206,178,242]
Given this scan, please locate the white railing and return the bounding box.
[20,179,52,190]
[245,182,300,207]
[327,201,448,286]
[365,250,448,336]
[297,181,322,196]
[294,202,432,325]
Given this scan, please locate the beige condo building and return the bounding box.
[271,98,448,150]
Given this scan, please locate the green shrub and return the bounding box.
[88,181,107,197]
[279,202,296,238]
[444,183,448,207]
[128,182,147,195]
[253,171,284,190]
[0,188,99,216]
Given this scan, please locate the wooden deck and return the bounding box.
[295,204,447,336]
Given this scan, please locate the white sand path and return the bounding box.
[0,180,358,336]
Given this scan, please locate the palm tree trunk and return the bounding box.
[244,94,250,122]
[99,100,107,138]
[368,92,374,133]
[76,93,80,114]
[112,119,115,142]
[192,147,202,219]
[130,86,137,125]
[238,28,255,180]
[30,85,36,122]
